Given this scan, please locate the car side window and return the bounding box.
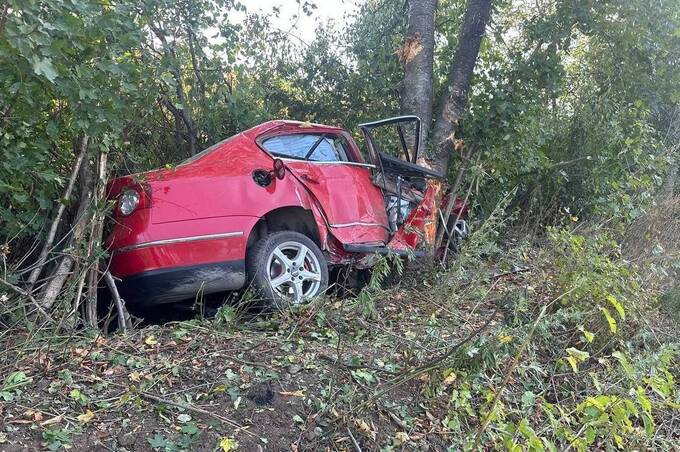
[308,137,348,162]
[331,136,352,161]
[262,134,348,162]
[262,134,320,160]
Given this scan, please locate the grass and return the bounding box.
[0,224,678,451]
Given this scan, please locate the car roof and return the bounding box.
[242,120,345,139]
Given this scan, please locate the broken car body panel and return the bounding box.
[105,117,468,305]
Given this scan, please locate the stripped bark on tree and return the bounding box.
[399,0,437,145]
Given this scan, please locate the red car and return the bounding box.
[105,116,468,308]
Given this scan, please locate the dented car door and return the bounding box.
[260,132,390,245]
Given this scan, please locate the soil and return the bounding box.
[0,264,513,451]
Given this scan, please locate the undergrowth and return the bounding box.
[0,209,678,450]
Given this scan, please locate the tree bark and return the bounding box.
[40,143,94,311]
[399,0,437,146]
[429,0,493,174]
[85,151,109,328]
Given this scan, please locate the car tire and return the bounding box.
[443,217,470,252]
[246,231,328,310]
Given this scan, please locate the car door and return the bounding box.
[260,133,390,245]
[358,115,443,179]
[357,116,445,251]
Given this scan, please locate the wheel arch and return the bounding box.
[246,206,325,252]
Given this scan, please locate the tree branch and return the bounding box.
[26,135,89,291]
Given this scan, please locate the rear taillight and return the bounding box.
[118,189,140,216]
[116,184,151,216]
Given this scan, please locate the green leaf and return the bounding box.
[600,307,617,334]
[181,422,199,435]
[218,437,238,451]
[517,418,538,441]
[147,433,171,450]
[566,356,578,372]
[612,351,635,378]
[69,388,88,406]
[635,386,652,413]
[351,369,376,385]
[31,56,59,82]
[541,437,558,452]
[641,412,655,437]
[521,391,536,409]
[565,348,590,372]
[578,326,594,343]
[606,295,625,320]
[566,347,590,361]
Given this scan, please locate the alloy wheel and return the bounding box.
[266,241,322,304]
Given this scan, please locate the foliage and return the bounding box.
[1,218,679,449]
[1,0,678,242]
[0,0,678,448]
[463,0,678,221]
[547,227,635,338]
[0,0,150,238]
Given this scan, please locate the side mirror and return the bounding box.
[273,158,286,180]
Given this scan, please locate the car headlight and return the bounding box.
[118,189,140,216]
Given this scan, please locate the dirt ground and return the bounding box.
[0,265,520,451]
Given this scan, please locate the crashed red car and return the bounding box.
[105,116,469,308]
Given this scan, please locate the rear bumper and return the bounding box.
[117,260,246,306]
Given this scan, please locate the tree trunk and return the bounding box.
[429,0,493,174]
[85,151,109,328]
[399,0,437,146]
[26,135,89,291]
[0,2,10,36]
[40,144,94,311]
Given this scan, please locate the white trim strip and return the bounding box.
[116,231,244,253]
[281,158,376,169]
[330,221,389,230]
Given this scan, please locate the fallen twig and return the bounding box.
[318,353,399,375]
[354,307,499,413]
[385,409,408,430]
[0,277,54,324]
[492,266,530,279]
[346,427,363,452]
[138,391,253,435]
